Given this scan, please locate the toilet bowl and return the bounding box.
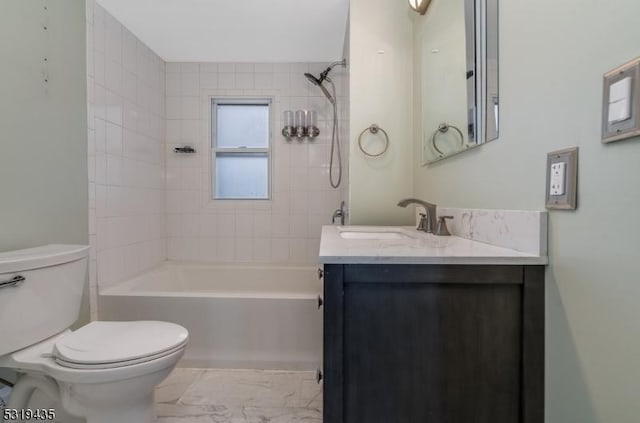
[0,245,189,423]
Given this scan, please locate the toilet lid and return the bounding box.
[53,321,188,368]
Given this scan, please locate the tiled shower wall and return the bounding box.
[86,0,166,316]
[165,62,349,264]
[85,3,349,316]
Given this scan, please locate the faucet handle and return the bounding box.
[434,216,453,236]
[417,213,429,232]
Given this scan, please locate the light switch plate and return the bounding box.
[602,56,640,143]
[546,147,578,210]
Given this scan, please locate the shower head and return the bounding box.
[304,73,322,86]
[304,59,347,103]
[305,59,347,86]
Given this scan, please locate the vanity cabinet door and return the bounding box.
[323,264,543,423]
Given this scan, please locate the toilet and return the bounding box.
[0,245,188,423]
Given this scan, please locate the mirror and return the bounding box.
[418,0,499,164]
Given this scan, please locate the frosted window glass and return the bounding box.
[216,104,269,148]
[215,153,269,199]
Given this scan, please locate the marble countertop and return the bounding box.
[319,226,548,265]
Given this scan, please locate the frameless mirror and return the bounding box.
[418,0,499,164]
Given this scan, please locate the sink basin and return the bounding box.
[338,229,410,240]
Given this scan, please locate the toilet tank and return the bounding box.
[0,245,89,356]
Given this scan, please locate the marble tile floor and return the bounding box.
[155,368,322,423]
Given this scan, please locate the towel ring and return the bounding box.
[431,123,464,156]
[358,124,389,157]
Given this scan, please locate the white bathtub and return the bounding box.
[99,262,323,370]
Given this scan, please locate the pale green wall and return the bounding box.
[413,0,640,421]
[0,1,89,322]
[348,0,414,224]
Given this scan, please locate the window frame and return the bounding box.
[210,97,273,201]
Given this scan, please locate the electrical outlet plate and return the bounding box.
[546,147,578,210]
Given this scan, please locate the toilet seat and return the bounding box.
[53,321,188,370]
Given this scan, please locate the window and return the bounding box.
[211,99,272,200]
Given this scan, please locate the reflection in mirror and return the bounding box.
[418,0,499,164]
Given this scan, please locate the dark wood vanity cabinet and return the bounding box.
[322,264,544,423]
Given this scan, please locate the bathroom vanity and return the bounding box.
[319,220,547,423]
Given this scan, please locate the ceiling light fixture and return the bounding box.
[408,0,433,15]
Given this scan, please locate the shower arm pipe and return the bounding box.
[326,59,347,72]
[318,59,348,84]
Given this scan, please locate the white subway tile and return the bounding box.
[165,62,181,73]
[235,238,253,262]
[123,243,140,277]
[165,72,180,96]
[93,10,105,53]
[180,214,200,238]
[181,72,199,96]
[166,96,181,119]
[168,237,199,261]
[95,152,107,184]
[181,119,200,143]
[105,90,122,125]
[308,214,329,238]
[253,214,271,238]
[94,52,105,86]
[181,97,200,119]
[216,237,236,261]
[90,56,347,269]
[254,63,274,73]
[255,73,274,89]
[105,122,123,156]
[235,213,254,238]
[270,238,290,262]
[180,190,200,213]
[218,63,235,73]
[94,118,106,153]
[288,238,308,263]
[236,73,254,89]
[200,63,218,73]
[199,238,218,262]
[218,73,236,88]
[235,63,254,73]
[290,63,309,73]
[273,63,291,73]
[181,167,201,190]
[181,63,199,73]
[289,214,308,238]
[306,238,321,263]
[104,14,122,63]
[122,101,138,130]
[122,29,137,73]
[217,214,236,238]
[106,155,123,186]
[199,215,218,238]
[253,238,271,262]
[290,167,310,191]
[200,72,218,89]
[165,167,181,190]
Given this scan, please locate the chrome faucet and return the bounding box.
[332,201,346,225]
[397,198,437,234]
